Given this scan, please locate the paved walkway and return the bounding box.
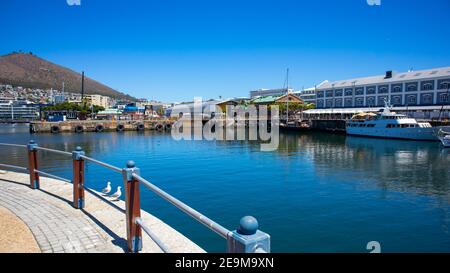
[0,171,205,253]
[0,207,40,253]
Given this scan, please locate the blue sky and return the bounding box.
[1,0,449,101]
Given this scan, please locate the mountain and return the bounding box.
[0,52,135,100]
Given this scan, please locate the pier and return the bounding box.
[0,141,271,253]
[29,120,174,134]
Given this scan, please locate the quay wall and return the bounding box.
[310,119,347,134]
[30,120,174,134]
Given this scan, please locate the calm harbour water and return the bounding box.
[1,124,450,253]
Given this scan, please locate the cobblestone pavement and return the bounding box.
[0,171,204,253]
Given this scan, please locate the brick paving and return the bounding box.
[0,171,204,253]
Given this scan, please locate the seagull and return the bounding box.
[101,181,111,195]
[109,186,122,200]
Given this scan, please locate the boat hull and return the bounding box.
[346,127,438,141]
[439,138,450,147]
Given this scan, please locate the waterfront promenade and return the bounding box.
[0,171,204,253]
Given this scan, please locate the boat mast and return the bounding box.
[286,68,289,122]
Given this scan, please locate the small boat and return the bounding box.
[436,129,450,147]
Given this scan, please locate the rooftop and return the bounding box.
[317,67,450,90]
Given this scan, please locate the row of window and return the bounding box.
[317,92,449,108]
[347,123,417,128]
[316,78,450,98]
[347,123,376,128]
[386,124,417,128]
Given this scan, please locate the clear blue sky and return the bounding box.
[1,0,449,101]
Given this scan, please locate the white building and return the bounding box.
[315,67,450,109]
[250,88,293,98]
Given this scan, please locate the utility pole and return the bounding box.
[81,71,85,100]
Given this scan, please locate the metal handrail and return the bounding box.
[0,163,28,172]
[0,141,271,253]
[132,173,231,239]
[35,146,72,156]
[80,155,122,173]
[34,169,72,183]
[135,217,170,253]
[0,143,27,148]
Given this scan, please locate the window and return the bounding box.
[407,95,417,105]
[438,79,450,90]
[439,93,449,103]
[391,95,402,105]
[378,96,388,106]
[355,88,364,95]
[326,90,334,97]
[317,91,324,98]
[378,85,389,94]
[317,100,324,108]
[421,93,433,105]
[406,82,418,92]
[366,86,376,94]
[334,89,343,96]
[345,89,353,96]
[366,97,375,106]
[345,98,353,107]
[421,81,434,91]
[355,98,364,106]
[391,84,403,93]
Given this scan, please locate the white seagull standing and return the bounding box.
[109,186,122,200]
[101,181,111,195]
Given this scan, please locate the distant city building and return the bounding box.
[85,94,113,108]
[250,88,293,99]
[294,88,317,104]
[0,99,39,121]
[53,94,67,104]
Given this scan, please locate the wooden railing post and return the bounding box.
[72,146,85,209]
[27,140,39,189]
[122,160,142,253]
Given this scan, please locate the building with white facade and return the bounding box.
[86,94,113,108]
[250,88,293,98]
[314,67,450,109]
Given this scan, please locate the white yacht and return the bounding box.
[346,103,442,141]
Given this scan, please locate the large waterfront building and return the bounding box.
[314,67,450,109]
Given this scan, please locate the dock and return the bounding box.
[0,141,271,253]
[29,120,174,134]
[0,171,204,253]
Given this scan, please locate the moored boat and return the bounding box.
[346,102,450,141]
[436,129,450,147]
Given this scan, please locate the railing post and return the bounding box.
[27,140,39,189]
[227,216,271,253]
[72,146,85,209]
[122,160,142,253]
